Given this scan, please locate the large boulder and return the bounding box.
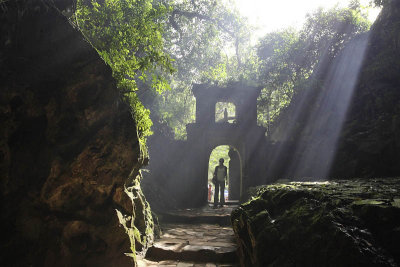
[232,179,400,267]
[0,1,153,266]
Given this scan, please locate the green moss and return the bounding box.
[352,199,386,205]
[392,199,400,208]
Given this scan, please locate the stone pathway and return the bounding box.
[138,204,239,267]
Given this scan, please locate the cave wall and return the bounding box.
[142,129,184,211]
[0,1,152,266]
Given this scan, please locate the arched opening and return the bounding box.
[215,102,236,123]
[207,145,242,204]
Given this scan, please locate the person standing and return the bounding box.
[213,158,227,207]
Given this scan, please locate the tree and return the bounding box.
[372,0,390,7]
[142,0,253,139]
[257,28,300,128]
[256,3,371,129]
[75,0,176,141]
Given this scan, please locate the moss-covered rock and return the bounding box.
[232,179,400,267]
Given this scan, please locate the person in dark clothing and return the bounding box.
[213,158,227,207]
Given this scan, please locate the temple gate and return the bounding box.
[185,83,267,206]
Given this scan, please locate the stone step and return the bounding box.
[157,205,237,226]
[159,212,231,226]
[210,200,240,206]
[137,258,239,267]
[145,224,238,264]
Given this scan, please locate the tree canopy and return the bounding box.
[75,0,250,140]
[74,0,378,141]
[256,3,371,129]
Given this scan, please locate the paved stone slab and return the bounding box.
[146,223,238,263]
[137,258,239,267]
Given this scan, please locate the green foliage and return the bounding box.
[74,0,377,143]
[147,0,252,139]
[152,1,373,139]
[215,102,236,123]
[202,63,228,85]
[256,28,300,127]
[256,3,371,129]
[157,81,195,139]
[371,0,390,7]
[127,92,153,139]
[75,0,176,141]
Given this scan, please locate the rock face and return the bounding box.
[232,179,400,267]
[0,1,153,266]
[331,0,400,178]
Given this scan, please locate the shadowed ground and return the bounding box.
[139,205,240,267]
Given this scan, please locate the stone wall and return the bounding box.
[0,1,153,266]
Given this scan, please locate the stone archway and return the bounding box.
[207,144,243,202]
[185,83,267,206]
[228,147,241,200]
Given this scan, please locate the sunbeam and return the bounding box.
[234,0,381,39]
[288,33,371,179]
